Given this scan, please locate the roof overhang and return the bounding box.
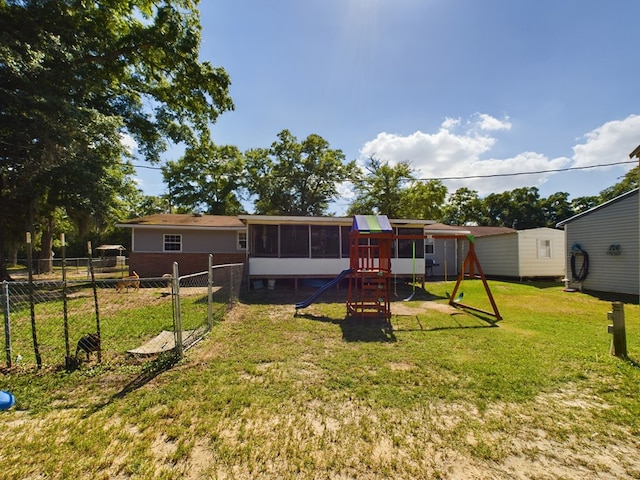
[116,223,246,231]
[238,215,352,225]
[238,215,437,228]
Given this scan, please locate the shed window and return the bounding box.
[537,239,551,258]
[164,234,182,252]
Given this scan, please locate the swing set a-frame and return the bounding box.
[347,215,502,323]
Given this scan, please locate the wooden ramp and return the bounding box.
[127,329,203,355]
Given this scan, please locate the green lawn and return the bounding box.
[1,280,639,479]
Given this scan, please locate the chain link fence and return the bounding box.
[1,257,243,371]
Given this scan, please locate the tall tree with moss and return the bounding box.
[0,0,233,278]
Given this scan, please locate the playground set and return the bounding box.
[295,215,502,324]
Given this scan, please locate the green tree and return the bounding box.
[347,157,414,217]
[163,137,246,215]
[539,191,574,227]
[397,180,448,220]
[570,195,600,214]
[599,166,639,202]
[246,130,355,216]
[0,0,233,278]
[440,187,484,225]
[483,187,544,229]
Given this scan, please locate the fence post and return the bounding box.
[61,233,71,368]
[87,241,102,363]
[173,262,183,358]
[607,302,627,357]
[230,263,236,303]
[2,281,11,368]
[208,254,214,329]
[27,232,42,369]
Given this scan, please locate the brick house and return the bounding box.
[116,214,247,277]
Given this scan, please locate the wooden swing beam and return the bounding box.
[447,241,502,321]
[393,233,502,322]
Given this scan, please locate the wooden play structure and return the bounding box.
[346,215,502,322]
[346,215,394,321]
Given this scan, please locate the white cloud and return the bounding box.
[352,112,638,204]
[572,114,640,168]
[357,113,578,196]
[120,133,137,155]
[475,113,511,131]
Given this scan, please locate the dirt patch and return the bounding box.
[391,300,458,316]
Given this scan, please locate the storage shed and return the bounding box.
[556,189,639,297]
[464,226,565,280]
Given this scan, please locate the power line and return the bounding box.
[131,159,637,179]
[416,160,637,182]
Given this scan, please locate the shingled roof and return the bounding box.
[117,214,245,229]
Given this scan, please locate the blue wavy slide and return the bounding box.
[294,269,352,310]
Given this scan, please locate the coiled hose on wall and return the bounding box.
[570,244,589,282]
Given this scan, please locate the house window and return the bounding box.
[164,234,182,252]
[341,226,351,258]
[237,231,247,250]
[280,225,309,258]
[311,225,340,258]
[252,224,279,257]
[537,239,551,258]
[425,238,435,256]
[397,228,425,258]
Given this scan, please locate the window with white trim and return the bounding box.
[425,237,435,255]
[164,234,182,252]
[237,231,247,250]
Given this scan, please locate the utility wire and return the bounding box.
[415,160,637,181]
[131,159,637,179]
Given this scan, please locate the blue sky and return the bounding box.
[136,0,640,215]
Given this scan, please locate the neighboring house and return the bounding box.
[556,189,639,296]
[461,226,565,280]
[116,212,565,285]
[423,223,473,279]
[116,214,247,277]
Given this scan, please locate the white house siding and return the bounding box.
[516,228,565,277]
[249,258,350,277]
[474,234,519,277]
[560,191,639,296]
